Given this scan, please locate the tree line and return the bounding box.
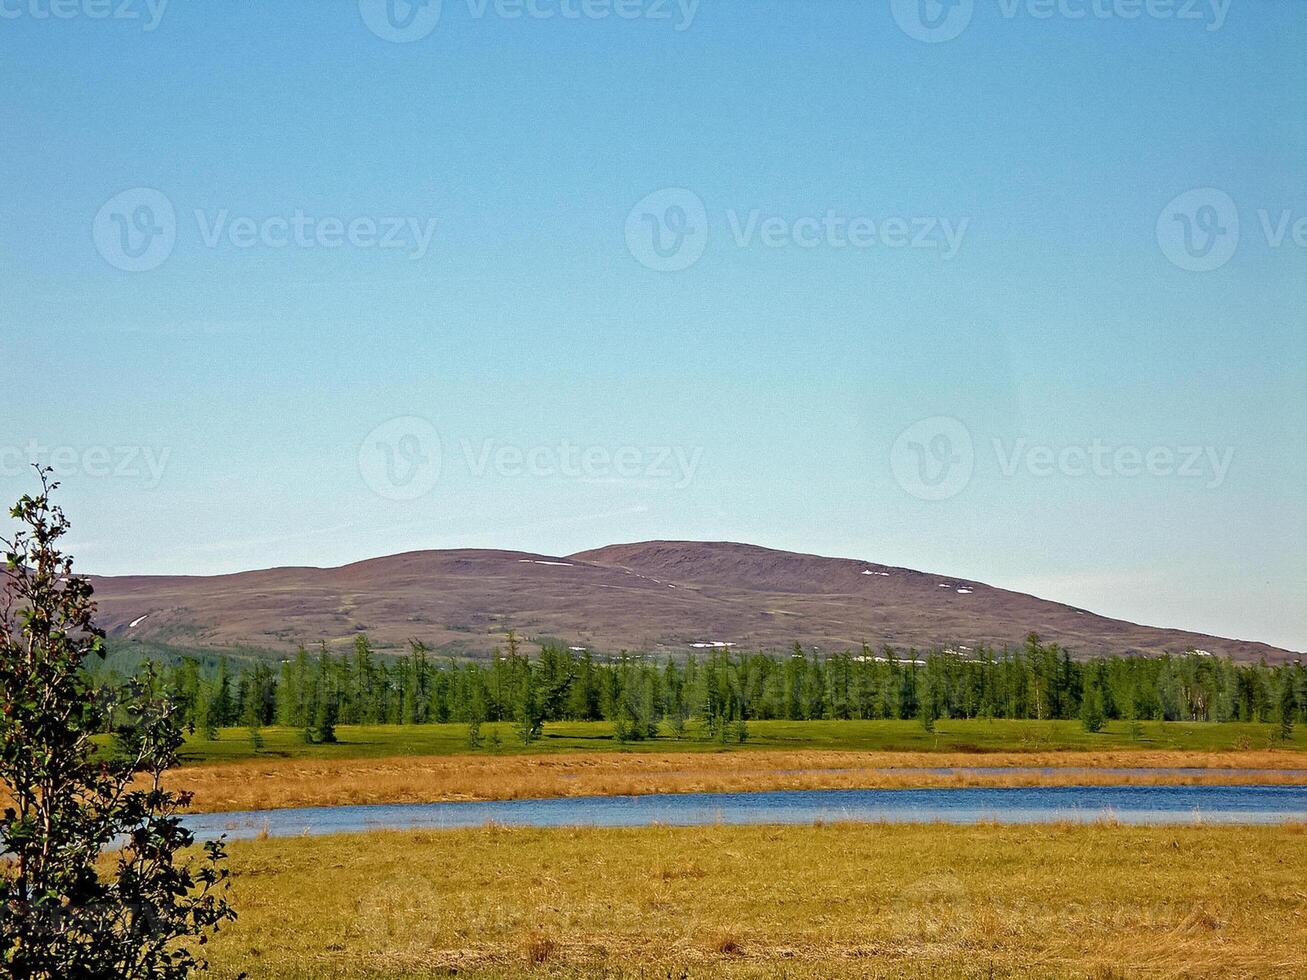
[142,632,1305,745]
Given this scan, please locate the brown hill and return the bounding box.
[88,541,1297,662]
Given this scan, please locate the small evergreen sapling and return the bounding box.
[1080,683,1105,733]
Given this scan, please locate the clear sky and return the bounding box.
[1,0,1303,651]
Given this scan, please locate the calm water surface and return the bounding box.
[185,785,1307,841]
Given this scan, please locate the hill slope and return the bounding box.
[87,541,1297,662]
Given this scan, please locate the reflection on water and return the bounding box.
[185,784,1307,841]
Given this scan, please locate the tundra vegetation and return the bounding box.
[204,823,1307,979]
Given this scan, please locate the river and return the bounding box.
[184,784,1307,840]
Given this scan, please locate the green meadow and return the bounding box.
[172,717,1307,766]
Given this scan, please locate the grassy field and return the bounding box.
[204,822,1307,979]
[176,718,1307,766]
[168,747,1307,813]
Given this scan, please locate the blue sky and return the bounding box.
[1,0,1303,650]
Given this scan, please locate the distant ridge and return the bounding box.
[87,540,1298,663]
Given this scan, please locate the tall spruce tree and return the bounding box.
[1276,671,1296,742]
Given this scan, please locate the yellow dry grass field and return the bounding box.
[171,748,1307,813]
[206,822,1307,979]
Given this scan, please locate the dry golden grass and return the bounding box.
[169,748,1307,813]
[206,822,1307,979]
